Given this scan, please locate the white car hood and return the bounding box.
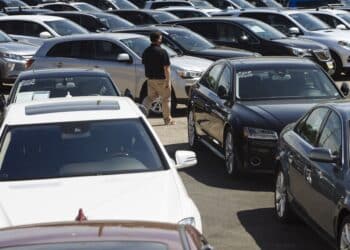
[0,170,184,228]
[311,29,350,39]
[170,55,212,72]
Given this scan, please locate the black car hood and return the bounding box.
[273,38,325,50]
[236,99,330,133]
[199,47,256,58]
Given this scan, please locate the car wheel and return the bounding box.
[331,51,343,80]
[188,110,199,148]
[224,131,239,177]
[338,215,350,250]
[275,170,293,223]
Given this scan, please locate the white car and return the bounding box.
[0,96,202,231]
[0,15,88,46]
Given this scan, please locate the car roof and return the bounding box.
[4,96,142,126]
[227,56,318,68]
[44,32,146,43]
[17,68,111,80]
[0,14,64,21]
[111,9,171,14]
[0,221,185,249]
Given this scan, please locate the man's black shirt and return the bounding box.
[142,44,170,79]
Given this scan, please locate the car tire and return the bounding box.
[274,170,294,223]
[224,131,239,178]
[331,51,343,80]
[338,215,350,250]
[188,110,200,149]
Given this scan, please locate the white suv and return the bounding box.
[0,96,202,231]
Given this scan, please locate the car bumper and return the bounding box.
[0,58,29,84]
[172,73,200,101]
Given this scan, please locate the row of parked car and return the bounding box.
[0,0,350,249]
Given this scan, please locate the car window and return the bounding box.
[94,40,125,61]
[94,14,133,30]
[200,63,224,91]
[47,41,94,59]
[23,21,48,37]
[217,65,231,97]
[181,22,217,41]
[0,119,166,181]
[59,14,81,25]
[110,0,138,9]
[289,13,330,31]
[206,0,233,9]
[167,28,214,51]
[318,111,342,156]
[14,76,119,103]
[151,12,178,23]
[80,15,102,32]
[0,20,24,35]
[268,13,297,35]
[313,13,343,28]
[240,19,286,40]
[44,19,88,36]
[297,108,329,146]
[151,1,192,8]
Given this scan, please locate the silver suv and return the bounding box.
[29,33,212,114]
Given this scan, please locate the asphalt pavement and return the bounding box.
[149,109,330,250]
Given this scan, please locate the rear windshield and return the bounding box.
[13,76,119,104]
[236,67,340,100]
[0,242,168,250]
[0,119,166,181]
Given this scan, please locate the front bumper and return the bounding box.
[242,138,278,170]
[172,72,200,104]
[0,57,30,84]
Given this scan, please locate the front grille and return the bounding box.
[313,49,331,62]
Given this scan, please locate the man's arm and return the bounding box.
[164,65,171,88]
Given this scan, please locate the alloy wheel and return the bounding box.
[275,171,287,218]
[225,132,234,175]
[188,111,196,147]
[150,97,162,115]
[340,223,350,250]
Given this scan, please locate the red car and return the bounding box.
[0,221,213,250]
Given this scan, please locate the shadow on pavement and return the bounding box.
[237,208,330,250]
[165,143,274,192]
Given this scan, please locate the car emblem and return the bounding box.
[75,208,87,222]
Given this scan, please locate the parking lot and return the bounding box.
[150,108,330,250]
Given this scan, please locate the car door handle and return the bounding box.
[305,168,312,184]
[56,62,63,68]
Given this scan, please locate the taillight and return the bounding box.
[25,58,35,69]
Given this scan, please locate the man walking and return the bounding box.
[142,31,175,125]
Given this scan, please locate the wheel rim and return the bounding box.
[150,97,162,115]
[275,172,287,218]
[340,223,350,250]
[225,132,234,174]
[188,111,195,146]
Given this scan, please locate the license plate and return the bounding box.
[327,61,334,69]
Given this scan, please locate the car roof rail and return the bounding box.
[25,100,120,115]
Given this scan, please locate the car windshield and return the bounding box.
[72,2,102,12]
[290,13,331,31]
[231,0,255,8]
[151,12,178,22]
[121,37,178,57]
[95,14,133,30]
[0,241,168,250]
[236,67,340,100]
[0,119,166,181]
[190,0,215,9]
[13,76,119,104]
[240,19,286,40]
[0,30,12,42]
[168,28,214,51]
[44,20,88,36]
[111,0,138,9]
[337,13,350,24]
[3,0,28,7]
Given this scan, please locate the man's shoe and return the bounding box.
[164,119,176,125]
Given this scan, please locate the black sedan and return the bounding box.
[188,57,346,177]
[166,17,336,75]
[276,101,350,250]
[115,25,257,61]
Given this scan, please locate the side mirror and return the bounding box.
[117,53,131,63]
[341,82,349,96]
[175,150,197,169]
[309,148,338,163]
[288,27,300,36]
[39,31,53,39]
[239,35,249,43]
[336,24,347,30]
[217,85,229,99]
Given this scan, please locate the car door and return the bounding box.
[192,63,225,144]
[93,40,137,95]
[287,107,330,215]
[306,110,343,235]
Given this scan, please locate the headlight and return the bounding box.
[0,52,24,60]
[290,47,311,57]
[243,127,278,140]
[338,40,350,49]
[177,70,202,79]
[178,217,196,227]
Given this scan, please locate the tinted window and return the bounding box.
[80,15,102,32]
[201,64,224,91]
[0,21,24,35]
[151,12,178,23]
[167,28,214,51]
[217,66,231,97]
[297,108,329,146]
[23,21,47,37]
[169,10,207,18]
[116,12,154,25]
[206,0,234,8]
[46,4,76,11]
[181,22,217,40]
[47,41,94,59]
[290,13,330,31]
[318,112,341,156]
[151,1,192,8]
[94,14,133,30]
[95,40,124,60]
[0,119,165,181]
[14,76,118,103]
[44,19,87,36]
[239,19,286,40]
[313,13,343,28]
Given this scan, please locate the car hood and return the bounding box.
[310,28,350,39]
[0,170,185,228]
[236,99,327,132]
[199,47,256,58]
[0,42,38,56]
[171,55,212,72]
[273,37,326,50]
